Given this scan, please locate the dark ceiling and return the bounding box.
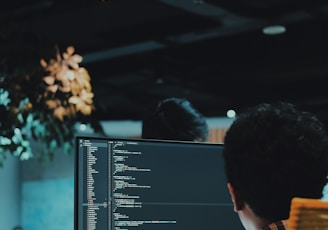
[2,0,328,126]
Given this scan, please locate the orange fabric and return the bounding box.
[288,197,328,230]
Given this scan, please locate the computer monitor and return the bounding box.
[74,136,243,230]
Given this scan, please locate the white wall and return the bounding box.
[99,117,234,137]
[0,154,21,230]
[20,141,76,230]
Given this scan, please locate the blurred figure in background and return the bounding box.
[141,97,209,142]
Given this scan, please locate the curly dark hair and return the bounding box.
[223,102,328,222]
[141,97,209,141]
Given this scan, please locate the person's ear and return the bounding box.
[227,182,245,211]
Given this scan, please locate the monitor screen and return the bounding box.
[74,136,243,230]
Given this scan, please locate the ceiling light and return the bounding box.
[262,25,286,35]
[226,109,236,118]
[79,123,87,131]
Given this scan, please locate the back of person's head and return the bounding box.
[223,102,328,222]
[141,97,209,141]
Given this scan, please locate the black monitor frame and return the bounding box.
[74,136,242,230]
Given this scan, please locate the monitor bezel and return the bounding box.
[74,136,224,230]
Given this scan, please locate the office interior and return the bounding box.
[1,0,328,229]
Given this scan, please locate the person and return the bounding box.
[222,102,328,230]
[141,97,209,141]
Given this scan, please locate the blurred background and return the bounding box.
[1,0,328,229]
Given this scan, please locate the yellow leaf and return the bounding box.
[79,68,91,80]
[84,83,92,92]
[68,96,80,104]
[71,54,83,63]
[45,99,59,109]
[54,106,66,121]
[70,83,81,95]
[60,86,71,93]
[47,85,58,93]
[63,52,69,60]
[81,105,92,115]
[81,90,94,103]
[66,46,75,55]
[66,59,79,69]
[40,59,48,68]
[43,76,55,85]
